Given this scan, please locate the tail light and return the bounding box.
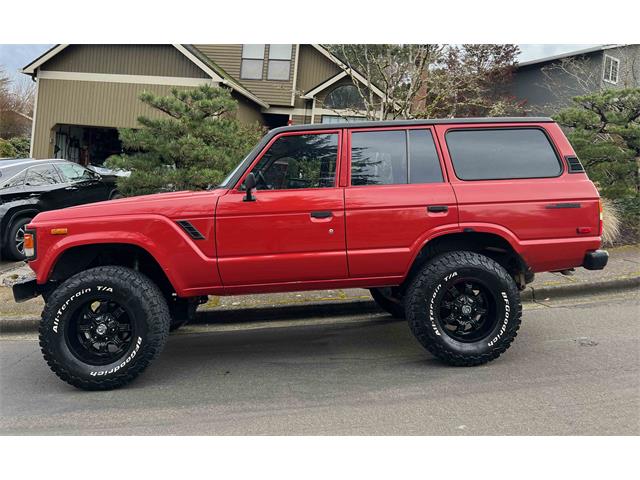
[598,199,604,236]
[23,232,35,258]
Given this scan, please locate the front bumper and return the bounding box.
[12,274,41,303]
[583,249,609,270]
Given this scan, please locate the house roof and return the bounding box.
[517,44,626,68]
[309,45,387,100]
[21,44,269,109]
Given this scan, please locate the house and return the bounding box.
[512,44,640,115]
[21,44,385,164]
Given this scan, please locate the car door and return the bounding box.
[55,162,108,205]
[22,163,68,211]
[216,130,348,287]
[344,127,458,277]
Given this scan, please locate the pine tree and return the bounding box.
[554,88,640,242]
[106,85,264,196]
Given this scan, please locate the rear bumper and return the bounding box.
[583,249,608,270]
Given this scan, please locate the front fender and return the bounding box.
[28,214,221,296]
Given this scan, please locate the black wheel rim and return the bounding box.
[14,224,26,255]
[65,298,135,365]
[437,278,498,342]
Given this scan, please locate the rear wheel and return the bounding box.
[4,216,32,261]
[39,266,170,390]
[405,251,522,366]
[369,287,405,318]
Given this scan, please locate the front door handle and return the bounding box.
[310,211,332,219]
[65,186,78,191]
[427,205,448,213]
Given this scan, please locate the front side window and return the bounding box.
[350,129,444,186]
[446,128,562,180]
[241,44,265,80]
[25,165,61,187]
[57,162,93,182]
[267,44,292,81]
[250,133,338,190]
[603,55,620,84]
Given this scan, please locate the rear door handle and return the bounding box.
[427,205,448,213]
[310,211,332,219]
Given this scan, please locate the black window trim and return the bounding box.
[444,126,564,182]
[347,127,446,187]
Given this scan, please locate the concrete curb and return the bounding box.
[1,276,638,335]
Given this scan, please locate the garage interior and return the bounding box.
[52,124,124,166]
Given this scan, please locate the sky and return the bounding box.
[0,44,601,82]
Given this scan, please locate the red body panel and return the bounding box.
[26,120,603,298]
[434,122,601,272]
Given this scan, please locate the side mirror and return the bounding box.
[243,172,257,202]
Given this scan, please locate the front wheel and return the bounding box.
[39,266,171,390]
[405,251,522,366]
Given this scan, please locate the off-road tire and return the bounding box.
[39,266,171,390]
[369,288,405,318]
[405,251,522,366]
[4,216,32,260]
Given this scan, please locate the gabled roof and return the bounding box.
[517,44,626,68]
[308,45,387,100]
[21,44,269,109]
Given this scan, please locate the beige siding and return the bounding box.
[291,114,311,125]
[296,45,342,94]
[32,79,214,158]
[194,44,295,106]
[41,45,209,78]
[233,92,265,125]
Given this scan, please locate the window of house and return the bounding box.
[324,85,365,110]
[350,129,444,186]
[241,44,265,80]
[445,128,562,180]
[267,44,292,81]
[321,115,364,124]
[250,133,338,190]
[25,165,61,186]
[603,55,620,84]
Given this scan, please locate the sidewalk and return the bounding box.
[1,245,638,326]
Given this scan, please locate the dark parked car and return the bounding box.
[0,159,119,260]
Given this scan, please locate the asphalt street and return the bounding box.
[1,290,638,435]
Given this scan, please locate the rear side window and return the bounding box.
[351,129,443,186]
[446,128,562,180]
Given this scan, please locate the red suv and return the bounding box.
[13,117,608,390]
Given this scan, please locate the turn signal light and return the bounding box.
[50,228,68,235]
[23,233,35,258]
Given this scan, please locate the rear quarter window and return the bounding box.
[445,128,562,180]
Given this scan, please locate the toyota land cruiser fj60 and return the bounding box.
[13,117,608,390]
